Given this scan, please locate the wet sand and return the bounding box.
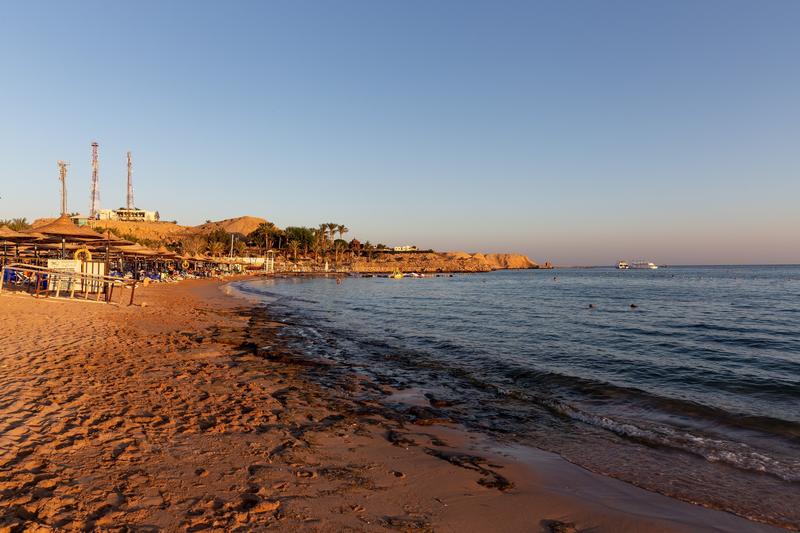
[0,278,784,531]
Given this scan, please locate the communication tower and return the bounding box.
[126,151,134,209]
[57,160,70,215]
[89,142,100,219]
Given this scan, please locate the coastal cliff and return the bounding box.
[344,251,538,273]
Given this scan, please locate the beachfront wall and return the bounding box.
[220,257,265,266]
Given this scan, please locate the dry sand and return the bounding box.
[0,279,783,532]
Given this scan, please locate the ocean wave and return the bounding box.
[545,399,800,482]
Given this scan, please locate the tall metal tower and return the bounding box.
[89,141,100,219]
[126,151,134,209]
[57,160,70,215]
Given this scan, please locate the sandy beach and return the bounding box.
[0,279,784,532]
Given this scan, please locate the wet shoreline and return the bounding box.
[229,271,800,530]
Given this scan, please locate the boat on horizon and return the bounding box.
[630,260,658,269]
[617,260,630,270]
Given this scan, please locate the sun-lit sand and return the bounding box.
[0,279,781,531]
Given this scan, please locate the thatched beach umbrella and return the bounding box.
[0,225,30,242]
[156,245,176,257]
[109,237,136,247]
[35,215,104,240]
[89,229,139,269]
[22,231,47,240]
[89,237,136,251]
[122,244,154,256]
[33,214,104,258]
[0,225,34,265]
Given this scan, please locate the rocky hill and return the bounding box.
[32,215,266,242]
[347,252,538,273]
[186,216,266,237]
[92,220,185,241]
[477,253,538,270]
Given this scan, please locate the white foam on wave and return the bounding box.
[546,400,800,482]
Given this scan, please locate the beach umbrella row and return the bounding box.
[3,216,243,268]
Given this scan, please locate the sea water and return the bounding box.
[234,266,800,527]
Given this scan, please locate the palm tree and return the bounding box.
[274,228,285,250]
[251,222,277,252]
[207,240,225,258]
[334,240,347,266]
[363,241,374,263]
[327,223,338,244]
[12,218,30,231]
[337,224,348,242]
[318,224,329,245]
[1,218,31,231]
[182,235,205,257]
[288,240,300,261]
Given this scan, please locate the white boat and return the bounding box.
[630,260,658,270]
[616,260,630,270]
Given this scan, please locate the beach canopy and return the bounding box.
[33,214,105,240]
[157,245,176,257]
[123,244,160,256]
[0,225,32,242]
[100,234,137,247]
[22,242,83,251]
[20,230,47,240]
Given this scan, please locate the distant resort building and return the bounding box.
[69,208,160,225]
[69,214,91,226]
[98,207,160,222]
[393,245,418,252]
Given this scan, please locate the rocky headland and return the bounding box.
[345,252,538,273]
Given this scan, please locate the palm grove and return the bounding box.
[169,222,389,265]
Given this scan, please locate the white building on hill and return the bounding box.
[98,208,159,222]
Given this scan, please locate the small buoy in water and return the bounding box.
[630,303,638,308]
[588,304,596,309]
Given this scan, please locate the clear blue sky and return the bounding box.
[1,1,798,264]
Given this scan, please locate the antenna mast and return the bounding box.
[126,151,134,209]
[57,160,70,215]
[89,141,100,219]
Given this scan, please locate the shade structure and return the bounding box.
[100,235,137,247]
[123,244,160,256]
[33,214,105,240]
[0,225,32,242]
[156,245,176,257]
[19,242,83,252]
[20,231,47,240]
